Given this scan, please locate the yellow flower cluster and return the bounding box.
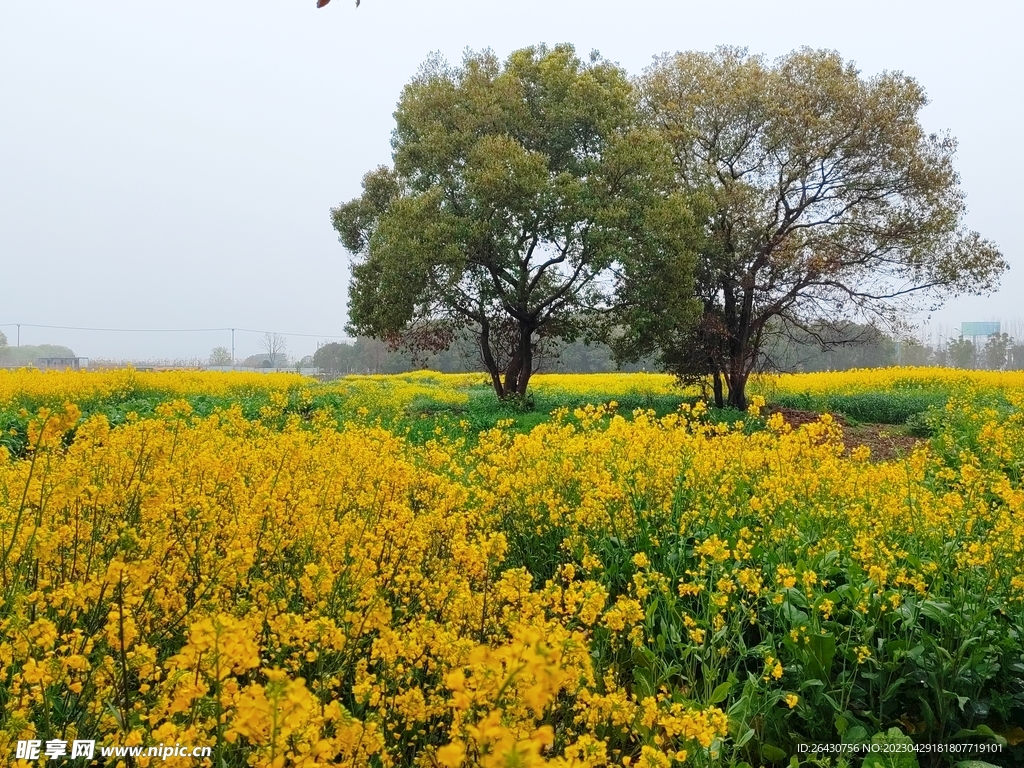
[754,365,1024,397]
[321,371,473,419]
[0,400,730,766]
[1,369,1023,765]
[0,367,306,409]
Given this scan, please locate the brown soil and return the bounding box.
[767,407,921,462]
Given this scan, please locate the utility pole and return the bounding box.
[230,328,235,366]
[16,324,20,347]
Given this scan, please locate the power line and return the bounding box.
[230,327,350,340]
[0,322,351,340]
[0,323,227,333]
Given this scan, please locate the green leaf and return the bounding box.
[780,602,809,623]
[784,587,809,608]
[881,676,908,701]
[954,725,1007,746]
[843,726,868,744]
[760,744,787,762]
[864,728,919,768]
[834,713,848,736]
[708,680,732,705]
[633,666,656,700]
[919,599,952,625]
[805,632,836,681]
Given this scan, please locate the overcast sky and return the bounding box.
[1,1,1020,361]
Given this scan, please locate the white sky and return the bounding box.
[1,0,1021,361]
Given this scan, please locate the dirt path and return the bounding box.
[769,407,921,462]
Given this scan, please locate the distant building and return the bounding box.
[961,322,1000,339]
[36,356,88,371]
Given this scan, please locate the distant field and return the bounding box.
[3,366,1022,452]
[1,367,1022,766]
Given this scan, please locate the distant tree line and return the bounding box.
[311,335,659,377]
[762,322,1024,372]
[311,325,1024,377]
[0,331,78,367]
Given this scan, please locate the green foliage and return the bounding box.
[948,338,977,370]
[862,728,920,768]
[983,333,1012,370]
[773,391,947,425]
[208,346,232,366]
[903,410,935,438]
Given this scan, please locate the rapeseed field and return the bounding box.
[1,368,1022,767]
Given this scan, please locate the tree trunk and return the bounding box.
[498,322,534,398]
[479,319,506,398]
[487,371,505,399]
[515,324,533,395]
[726,370,748,410]
[711,368,724,409]
[479,319,534,399]
[502,352,522,398]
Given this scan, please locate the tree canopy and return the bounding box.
[614,46,1006,409]
[208,347,232,366]
[333,45,698,398]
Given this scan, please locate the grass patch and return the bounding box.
[771,390,949,424]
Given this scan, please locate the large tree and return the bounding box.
[259,332,288,368]
[208,346,232,366]
[616,47,1006,409]
[332,45,698,398]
